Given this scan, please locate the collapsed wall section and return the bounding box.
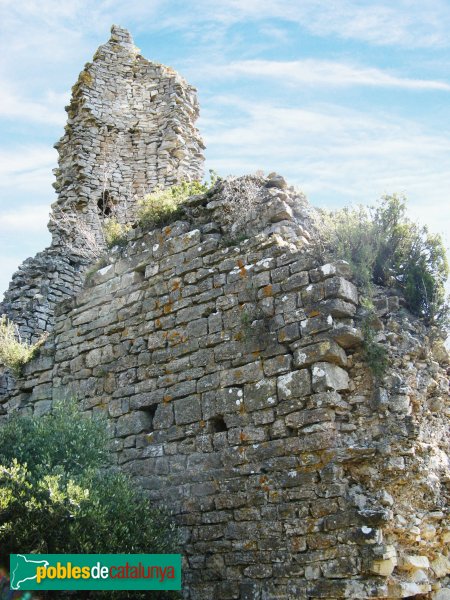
[2,177,449,599]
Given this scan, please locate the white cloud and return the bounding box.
[0,205,50,233]
[1,0,450,52]
[187,0,450,49]
[194,59,450,90]
[0,83,68,125]
[202,95,450,238]
[0,146,56,192]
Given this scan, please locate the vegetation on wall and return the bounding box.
[137,179,212,229]
[103,218,131,248]
[0,316,46,376]
[317,194,449,327]
[360,304,389,379]
[0,401,178,599]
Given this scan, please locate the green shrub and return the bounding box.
[103,218,131,248]
[319,195,449,326]
[360,311,388,380]
[137,180,210,228]
[0,316,46,376]
[0,401,178,598]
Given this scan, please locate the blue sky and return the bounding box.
[1,0,450,298]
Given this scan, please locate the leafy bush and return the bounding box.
[0,401,178,595]
[360,309,388,380]
[0,317,46,377]
[103,218,131,248]
[137,179,210,228]
[318,195,449,326]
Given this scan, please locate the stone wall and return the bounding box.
[2,176,449,599]
[0,25,204,343]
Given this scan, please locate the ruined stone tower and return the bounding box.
[0,25,204,343]
[1,25,449,600]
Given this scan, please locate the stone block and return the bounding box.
[300,314,333,336]
[430,554,450,578]
[324,276,358,305]
[263,354,292,376]
[398,555,430,571]
[330,325,363,349]
[153,403,174,429]
[285,408,334,429]
[116,411,152,437]
[294,340,347,368]
[217,387,244,413]
[369,545,397,576]
[220,362,264,386]
[33,400,53,417]
[312,362,349,392]
[244,379,277,411]
[277,370,311,400]
[282,271,309,292]
[309,260,352,282]
[174,395,202,425]
[320,298,357,317]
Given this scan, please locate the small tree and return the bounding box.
[317,195,449,327]
[0,401,178,598]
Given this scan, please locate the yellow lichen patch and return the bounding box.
[262,284,273,297]
[171,279,181,291]
[244,541,257,550]
[164,226,172,236]
[79,70,93,87]
[163,395,172,404]
[308,310,320,318]
[291,537,305,552]
[199,420,206,428]
[237,259,247,278]
[163,300,173,314]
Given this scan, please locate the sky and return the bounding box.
[1,0,450,298]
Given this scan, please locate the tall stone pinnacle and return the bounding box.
[0,26,205,343]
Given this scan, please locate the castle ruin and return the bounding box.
[0,26,449,600]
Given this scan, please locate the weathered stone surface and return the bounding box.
[285,408,334,429]
[324,276,358,305]
[294,340,347,368]
[277,370,311,400]
[311,362,349,391]
[370,546,397,576]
